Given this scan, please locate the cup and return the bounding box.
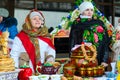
[111,62,116,73]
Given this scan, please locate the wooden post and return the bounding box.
[111,0,115,26]
[34,0,37,9]
[6,0,15,17]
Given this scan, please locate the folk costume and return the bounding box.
[70,17,110,65]
[10,10,56,73]
[69,1,111,65]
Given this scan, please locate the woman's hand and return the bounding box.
[101,62,108,67]
[45,55,55,63]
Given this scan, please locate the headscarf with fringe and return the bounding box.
[22,9,49,37]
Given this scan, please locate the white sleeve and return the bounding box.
[46,44,56,59]
[8,38,14,49]
[112,41,120,51]
[10,37,23,68]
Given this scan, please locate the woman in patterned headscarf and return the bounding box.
[10,9,56,73]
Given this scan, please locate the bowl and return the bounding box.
[38,75,50,80]
[41,66,60,74]
[50,74,62,80]
[105,71,117,78]
[29,76,39,80]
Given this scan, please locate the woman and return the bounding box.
[0,8,18,49]
[111,23,120,62]
[10,9,56,73]
[69,1,110,67]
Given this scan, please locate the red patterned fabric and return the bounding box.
[17,31,55,72]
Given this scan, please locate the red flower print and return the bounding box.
[76,18,80,22]
[94,33,98,43]
[96,26,104,33]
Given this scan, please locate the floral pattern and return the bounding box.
[51,0,114,38]
[83,24,105,47]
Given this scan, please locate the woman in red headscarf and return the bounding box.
[10,9,56,74]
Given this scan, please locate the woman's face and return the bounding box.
[0,16,3,23]
[116,30,120,40]
[82,8,94,18]
[30,15,43,30]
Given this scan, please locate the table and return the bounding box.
[29,75,116,80]
[94,76,116,80]
[0,69,20,80]
[52,35,69,54]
